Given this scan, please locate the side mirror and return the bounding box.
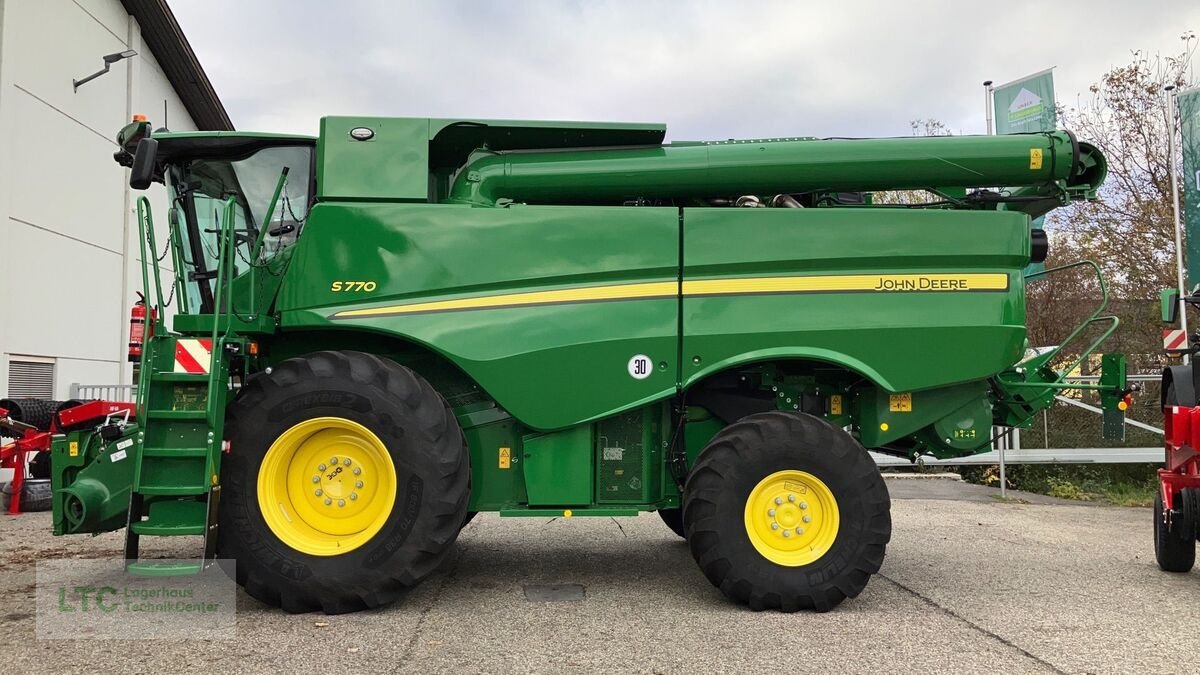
[1162,288,1180,324]
[129,137,158,190]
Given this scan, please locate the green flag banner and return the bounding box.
[993,69,1056,134]
[1180,86,1200,290]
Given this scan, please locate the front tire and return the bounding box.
[1154,492,1196,573]
[683,411,891,612]
[219,351,470,613]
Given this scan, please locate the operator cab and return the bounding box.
[115,116,316,314]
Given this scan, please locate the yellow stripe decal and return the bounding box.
[330,273,1008,319]
[332,281,678,318]
[683,273,1008,295]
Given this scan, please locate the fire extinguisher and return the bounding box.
[128,294,156,363]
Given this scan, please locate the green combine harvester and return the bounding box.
[49,115,1128,613]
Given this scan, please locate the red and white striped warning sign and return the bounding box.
[1164,329,1189,352]
[174,338,213,374]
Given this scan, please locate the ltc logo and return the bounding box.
[57,585,119,612]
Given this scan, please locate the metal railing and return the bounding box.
[68,383,136,402]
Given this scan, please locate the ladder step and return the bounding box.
[131,521,205,536]
[146,409,207,420]
[142,446,210,458]
[138,485,209,496]
[131,499,207,536]
[126,561,204,577]
[153,372,210,383]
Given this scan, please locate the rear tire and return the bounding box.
[1157,383,1197,572]
[1155,492,1196,572]
[219,350,470,614]
[683,411,891,612]
[657,508,686,538]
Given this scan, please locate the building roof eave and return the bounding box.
[119,0,233,131]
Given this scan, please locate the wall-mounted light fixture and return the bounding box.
[73,50,138,92]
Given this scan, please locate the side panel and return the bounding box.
[523,425,593,506]
[317,117,430,201]
[278,204,679,430]
[682,208,1029,392]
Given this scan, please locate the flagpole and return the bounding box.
[984,80,994,135]
[1167,85,1191,365]
[985,77,1007,497]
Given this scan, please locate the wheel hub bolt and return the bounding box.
[800,501,808,510]
[318,464,327,471]
[768,508,776,517]
[783,530,792,538]
[344,458,352,466]
[330,457,338,465]
[349,493,358,501]
[796,527,804,535]
[353,467,362,476]
[788,494,796,502]
[355,480,364,489]
[774,497,783,505]
[802,514,812,523]
[337,499,346,507]
[311,476,320,484]
[314,489,322,497]
[771,523,779,530]
[324,498,332,506]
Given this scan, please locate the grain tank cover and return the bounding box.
[316,116,666,202]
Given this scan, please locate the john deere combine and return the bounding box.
[49,115,1127,613]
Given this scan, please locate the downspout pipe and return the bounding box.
[447,131,1105,207]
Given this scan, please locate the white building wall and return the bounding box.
[0,0,198,399]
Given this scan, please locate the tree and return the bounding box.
[1041,42,1197,371]
[1052,43,1196,300]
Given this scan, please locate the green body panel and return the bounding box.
[522,425,594,506]
[276,203,680,430]
[51,426,138,535]
[462,417,527,511]
[318,117,430,201]
[856,381,990,450]
[681,208,1028,392]
[461,404,668,511]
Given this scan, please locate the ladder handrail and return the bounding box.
[135,196,167,334]
[207,197,239,428]
[1018,260,1111,375]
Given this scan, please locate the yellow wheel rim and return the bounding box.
[257,417,397,556]
[744,470,840,566]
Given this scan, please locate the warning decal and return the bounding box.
[1164,329,1189,352]
[174,339,214,374]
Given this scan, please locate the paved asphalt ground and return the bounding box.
[1,477,1198,674]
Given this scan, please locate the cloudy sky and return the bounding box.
[172,1,1198,141]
